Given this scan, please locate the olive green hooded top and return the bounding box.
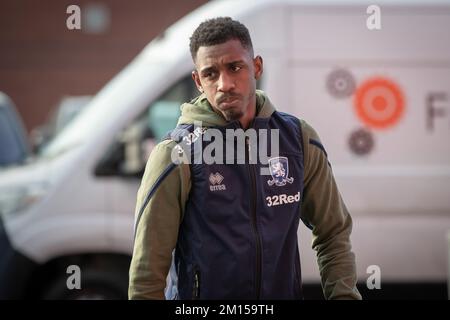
[129,90,362,300]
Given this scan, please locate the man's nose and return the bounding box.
[217,72,235,92]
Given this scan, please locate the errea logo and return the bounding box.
[209,172,226,192]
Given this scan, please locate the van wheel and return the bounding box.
[41,269,128,300]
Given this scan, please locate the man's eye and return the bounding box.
[231,65,242,72]
[204,72,217,79]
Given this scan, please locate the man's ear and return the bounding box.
[254,56,263,80]
[192,70,203,93]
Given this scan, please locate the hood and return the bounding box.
[177,90,276,127]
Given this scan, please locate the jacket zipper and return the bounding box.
[245,135,262,299]
[192,268,200,300]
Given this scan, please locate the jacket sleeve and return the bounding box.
[128,140,191,299]
[299,120,362,300]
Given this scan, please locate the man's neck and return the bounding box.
[239,98,257,129]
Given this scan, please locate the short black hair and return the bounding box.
[189,17,253,61]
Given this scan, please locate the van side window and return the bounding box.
[95,75,198,177]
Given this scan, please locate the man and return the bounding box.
[129,17,362,300]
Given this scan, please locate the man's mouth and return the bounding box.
[218,96,240,109]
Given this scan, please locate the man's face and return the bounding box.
[192,39,263,123]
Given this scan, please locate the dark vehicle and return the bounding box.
[0,92,29,167]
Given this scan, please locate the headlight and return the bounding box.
[0,183,49,217]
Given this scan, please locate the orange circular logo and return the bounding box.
[353,77,405,129]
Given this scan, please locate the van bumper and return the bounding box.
[0,217,37,299]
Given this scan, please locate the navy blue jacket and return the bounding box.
[167,111,304,299]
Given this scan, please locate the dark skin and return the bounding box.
[192,39,263,129]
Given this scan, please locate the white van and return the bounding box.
[1,0,449,299]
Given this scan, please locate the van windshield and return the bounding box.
[33,96,92,159]
[37,105,91,159]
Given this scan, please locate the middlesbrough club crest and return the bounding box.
[267,156,294,186]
